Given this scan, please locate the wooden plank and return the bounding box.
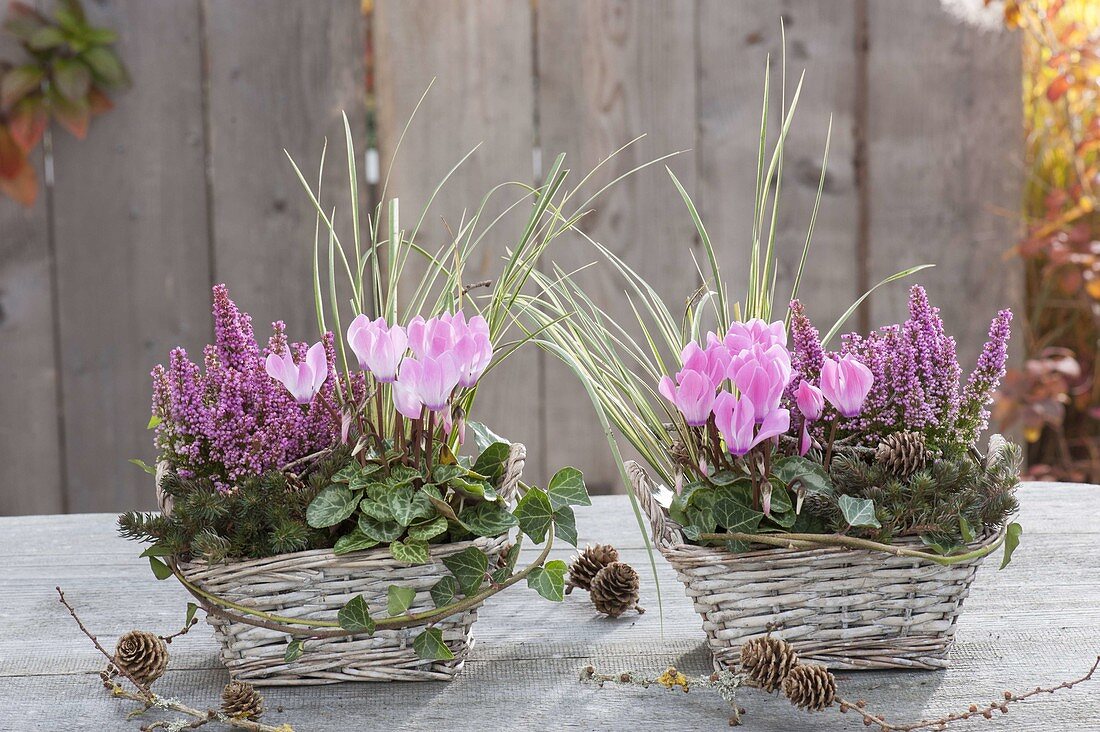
[204,0,368,344]
[1,484,1097,731]
[372,1,543,480]
[697,0,860,334]
[536,0,698,493]
[49,0,211,512]
[0,145,61,514]
[866,1,1024,366]
[0,1,62,515]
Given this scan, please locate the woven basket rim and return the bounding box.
[656,525,1005,561]
[177,534,503,576]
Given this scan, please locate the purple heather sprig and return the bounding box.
[956,308,1013,445]
[151,285,339,490]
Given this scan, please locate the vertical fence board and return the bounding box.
[537,0,698,492]
[0,149,61,514]
[204,0,367,344]
[373,0,543,480]
[50,0,210,511]
[697,0,860,332]
[867,2,1023,366]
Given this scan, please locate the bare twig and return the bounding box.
[57,586,294,732]
[159,618,198,644]
[838,655,1100,731]
[56,586,152,698]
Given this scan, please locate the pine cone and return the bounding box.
[221,681,265,719]
[875,431,931,476]
[589,561,644,617]
[113,630,169,686]
[783,664,837,711]
[566,544,620,594]
[739,636,798,693]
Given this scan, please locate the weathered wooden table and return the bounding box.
[2,483,1097,731]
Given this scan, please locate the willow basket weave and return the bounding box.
[626,460,999,671]
[164,443,525,685]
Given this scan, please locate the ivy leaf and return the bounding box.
[442,546,488,597]
[284,639,304,663]
[306,484,359,528]
[431,576,459,608]
[467,420,510,453]
[413,627,455,661]
[148,556,172,580]
[999,522,1022,570]
[387,585,417,616]
[546,467,590,510]
[337,595,375,634]
[838,495,881,529]
[408,515,449,541]
[513,487,554,543]
[185,602,198,626]
[390,538,430,565]
[458,501,518,537]
[333,530,380,555]
[552,505,578,547]
[526,559,567,601]
[129,458,158,476]
[472,442,511,482]
[712,485,763,534]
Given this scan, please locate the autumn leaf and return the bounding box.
[8,96,47,152]
[1046,75,1070,102]
[48,88,89,139]
[0,151,37,207]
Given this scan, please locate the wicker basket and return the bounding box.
[626,460,1002,671]
[164,443,526,685]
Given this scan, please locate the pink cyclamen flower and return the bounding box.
[721,318,787,352]
[820,355,874,418]
[392,366,424,420]
[680,341,730,389]
[404,354,460,412]
[795,381,825,455]
[729,344,792,418]
[658,369,716,427]
[346,314,408,383]
[265,341,328,405]
[713,391,790,457]
[407,315,456,359]
[454,328,493,388]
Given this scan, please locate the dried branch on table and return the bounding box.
[56,587,294,732]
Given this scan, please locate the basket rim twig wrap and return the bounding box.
[160,443,527,684]
[626,459,1001,671]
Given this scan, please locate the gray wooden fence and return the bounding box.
[0,0,1021,514]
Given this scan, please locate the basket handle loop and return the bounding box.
[625,460,683,547]
[499,442,526,505]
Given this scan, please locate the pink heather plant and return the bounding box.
[789,285,1012,450]
[151,285,339,490]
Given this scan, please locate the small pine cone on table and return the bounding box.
[222,680,265,719]
[566,544,620,594]
[875,430,931,476]
[739,636,799,693]
[113,630,169,686]
[783,664,837,711]
[589,561,645,617]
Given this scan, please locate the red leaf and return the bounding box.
[87,86,113,116]
[0,152,38,207]
[1047,75,1071,102]
[0,125,27,178]
[8,96,47,152]
[48,88,89,139]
